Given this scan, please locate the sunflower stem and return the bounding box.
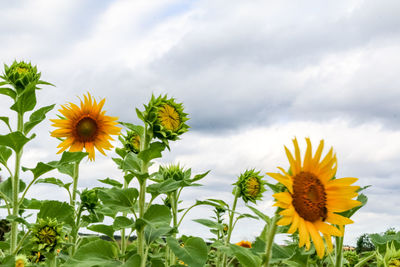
[120,178,128,258]
[168,191,178,265]
[69,162,80,257]
[263,213,279,267]
[222,188,240,265]
[11,112,24,254]
[335,234,344,267]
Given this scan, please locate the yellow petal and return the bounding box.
[272,192,292,204]
[326,198,361,212]
[306,221,325,258]
[298,218,310,248]
[277,216,292,226]
[303,138,312,172]
[287,212,299,234]
[314,221,342,236]
[292,138,302,173]
[326,212,354,225]
[267,172,293,193]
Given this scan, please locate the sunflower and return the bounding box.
[236,240,252,248]
[234,169,266,203]
[50,93,121,160]
[143,94,189,142]
[267,138,361,258]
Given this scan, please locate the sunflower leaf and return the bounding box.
[10,83,37,114]
[246,205,271,224]
[166,236,208,267]
[193,219,224,231]
[23,162,57,179]
[37,200,75,227]
[35,177,66,188]
[112,216,135,230]
[0,145,12,167]
[0,116,12,132]
[122,152,142,172]
[230,244,262,267]
[0,131,31,153]
[24,104,55,134]
[138,141,166,163]
[59,151,88,165]
[87,224,115,240]
[98,178,123,188]
[0,177,26,202]
[0,87,16,100]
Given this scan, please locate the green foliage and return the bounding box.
[166,236,208,267]
[37,201,75,227]
[0,131,32,153]
[344,250,359,267]
[230,243,262,267]
[64,239,120,267]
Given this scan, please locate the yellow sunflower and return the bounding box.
[267,138,361,258]
[236,240,252,248]
[50,93,121,160]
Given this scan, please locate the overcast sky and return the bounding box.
[1,0,400,246]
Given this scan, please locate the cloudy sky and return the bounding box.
[1,0,400,246]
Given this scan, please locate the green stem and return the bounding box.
[0,191,11,215]
[168,191,178,265]
[222,189,240,266]
[71,162,79,207]
[138,125,151,267]
[13,230,31,254]
[177,203,199,227]
[335,235,344,267]
[263,213,279,267]
[354,252,376,267]
[11,113,24,253]
[121,179,128,257]
[48,253,57,267]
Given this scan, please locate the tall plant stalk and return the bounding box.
[120,178,128,256]
[11,113,24,253]
[263,213,279,267]
[335,230,344,267]
[222,189,240,266]
[69,162,80,256]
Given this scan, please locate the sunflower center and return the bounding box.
[158,104,180,131]
[38,226,57,245]
[246,177,260,197]
[76,117,98,141]
[292,171,327,222]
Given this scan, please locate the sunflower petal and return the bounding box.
[326,212,354,225]
[306,221,325,258]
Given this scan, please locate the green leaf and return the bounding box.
[98,178,123,188]
[59,151,88,165]
[0,145,12,167]
[0,87,16,100]
[37,200,74,227]
[0,241,10,250]
[57,163,75,177]
[6,215,31,227]
[146,179,182,196]
[23,104,55,134]
[246,205,271,224]
[0,177,25,201]
[190,170,210,182]
[0,131,31,153]
[0,117,12,131]
[35,177,66,188]
[64,239,120,267]
[166,236,208,267]
[122,254,141,267]
[193,219,223,231]
[87,224,115,240]
[145,224,173,245]
[122,152,142,173]
[23,162,56,179]
[144,204,172,226]
[10,84,37,114]
[230,244,262,267]
[112,216,135,230]
[138,142,166,163]
[119,122,144,136]
[20,198,42,209]
[98,187,139,213]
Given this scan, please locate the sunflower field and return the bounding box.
[0,60,398,267]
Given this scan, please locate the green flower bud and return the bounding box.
[234,169,266,203]
[159,163,187,181]
[143,95,189,143]
[122,130,141,154]
[30,217,65,253]
[81,188,99,212]
[2,60,41,93]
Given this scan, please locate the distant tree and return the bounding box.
[356,233,375,254]
[384,227,397,235]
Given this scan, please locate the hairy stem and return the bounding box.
[263,213,279,267]
[222,188,240,265]
[11,113,24,253]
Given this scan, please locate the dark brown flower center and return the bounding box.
[76,117,98,141]
[292,171,327,222]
